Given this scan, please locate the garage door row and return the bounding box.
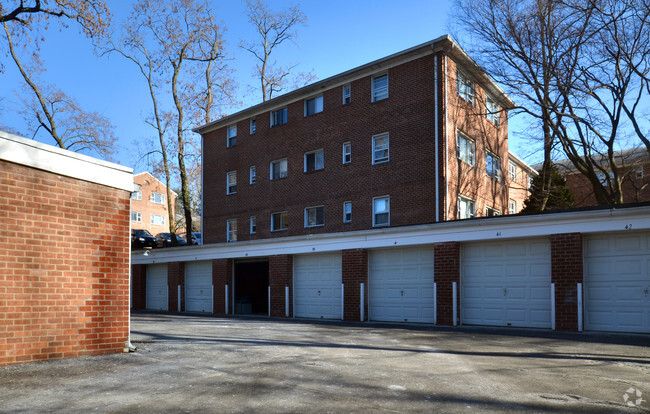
[144,233,650,333]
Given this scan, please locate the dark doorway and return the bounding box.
[234,260,269,315]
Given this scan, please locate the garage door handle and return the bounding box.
[318,290,321,296]
[644,287,648,296]
[503,288,508,297]
[401,290,404,296]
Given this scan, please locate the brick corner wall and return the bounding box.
[269,255,293,317]
[551,232,583,331]
[131,264,147,310]
[434,242,460,326]
[212,259,233,315]
[342,249,368,321]
[167,262,185,312]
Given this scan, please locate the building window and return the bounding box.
[486,96,500,126]
[131,211,142,222]
[372,73,388,102]
[250,166,256,185]
[372,133,389,164]
[342,142,351,164]
[458,196,475,219]
[486,207,500,217]
[486,152,501,180]
[270,159,288,180]
[304,96,323,116]
[151,214,165,226]
[131,190,142,200]
[373,196,390,227]
[150,192,165,204]
[509,199,517,214]
[304,206,324,227]
[509,162,516,180]
[271,211,288,231]
[227,125,237,147]
[227,171,237,194]
[304,149,324,172]
[527,175,532,189]
[227,219,237,242]
[636,165,644,179]
[457,133,475,166]
[250,216,256,234]
[250,118,256,134]
[342,84,351,104]
[270,108,287,127]
[343,201,352,223]
[457,71,475,104]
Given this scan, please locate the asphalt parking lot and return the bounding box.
[1,313,649,413]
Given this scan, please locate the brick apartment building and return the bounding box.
[508,151,536,213]
[131,172,176,236]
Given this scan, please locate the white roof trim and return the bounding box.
[0,130,133,192]
[132,205,650,264]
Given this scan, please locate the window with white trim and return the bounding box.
[343,201,352,223]
[486,206,500,217]
[457,71,475,104]
[227,125,237,147]
[509,162,516,180]
[271,211,288,231]
[150,192,165,204]
[270,108,287,127]
[250,118,256,134]
[486,151,501,180]
[250,166,256,185]
[270,159,288,180]
[304,96,323,116]
[131,211,142,222]
[250,216,256,234]
[373,196,390,227]
[342,84,351,104]
[458,196,475,219]
[486,95,500,126]
[636,165,644,179]
[151,214,165,226]
[304,149,324,172]
[342,142,351,164]
[509,199,517,214]
[131,190,142,200]
[304,206,324,227]
[372,133,389,164]
[527,174,532,189]
[227,171,237,194]
[457,133,475,166]
[227,219,237,242]
[372,73,388,102]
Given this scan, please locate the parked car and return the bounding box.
[155,232,187,248]
[131,229,158,249]
[191,232,202,245]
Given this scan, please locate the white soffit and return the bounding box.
[0,130,133,192]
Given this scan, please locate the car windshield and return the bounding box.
[134,230,153,236]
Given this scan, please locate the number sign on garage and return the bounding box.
[146,264,168,311]
[584,233,650,333]
[369,246,435,323]
[462,239,551,328]
[185,261,213,313]
[294,253,343,320]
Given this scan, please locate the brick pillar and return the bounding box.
[342,249,368,321]
[434,242,460,326]
[269,255,293,317]
[168,262,185,312]
[551,233,583,331]
[131,264,147,310]
[212,259,232,315]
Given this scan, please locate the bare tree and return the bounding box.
[241,0,314,101]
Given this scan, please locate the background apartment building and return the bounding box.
[131,172,176,235]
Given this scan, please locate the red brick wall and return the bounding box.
[551,233,583,331]
[269,255,293,317]
[212,258,232,314]
[167,262,185,312]
[565,162,650,207]
[131,172,175,236]
[131,264,146,310]
[342,249,368,321]
[0,160,130,366]
[434,242,460,326]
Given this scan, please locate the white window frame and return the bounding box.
[304,149,324,172]
[371,73,388,102]
[457,71,475,104]
[150,192,165,204]
[457,132,475,166]
[486,95,500,126]
[227,171,237,195]
[527,175,532,189]
[250,118,256,135]
[458,195,475,219]
[342,142,351,164]
[227,125,237,147]
[304,205,325,228]
[271,211,288,232]
[250,216,256,234]
[343,201,352,223]
[486,206,501,217]
[151,214,165,226]
[486,151,501,180]
[131,190,142,200]
[636,165,644,179]
[250,166,257,185]
[270,158,288,180]
[227,219,237,242]
[342,84,351,104]
[509,162,516,180]
[372,196,390,227]
[304,95,324,117]
[509,199,517,215]
[131,211,142,222]
[270,108,288,127]
[372,133,389,164]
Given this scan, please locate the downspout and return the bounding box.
[127,190,137,352]
[434,54,440,222]
[444,55,449,220]
[201,134,204,240]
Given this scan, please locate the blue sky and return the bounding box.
[0,0,533,172]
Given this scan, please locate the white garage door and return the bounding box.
[369,246,435,323]
[185,261,213,313]
[584,233,650,333]
[462,239,551,328]
[146,264,168,311]
[294,253,342,320]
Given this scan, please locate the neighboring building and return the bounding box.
[197,35,516,244]
[0,131,132,365]
[507,151,536,214]
[131,172,176,235]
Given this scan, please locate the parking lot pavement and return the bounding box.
[1,313,649,413]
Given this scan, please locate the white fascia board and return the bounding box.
[0,130,133,192]
[132,206,650,264]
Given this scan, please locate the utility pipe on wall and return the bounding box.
[452,282,457,326]
[360,283,365,322]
